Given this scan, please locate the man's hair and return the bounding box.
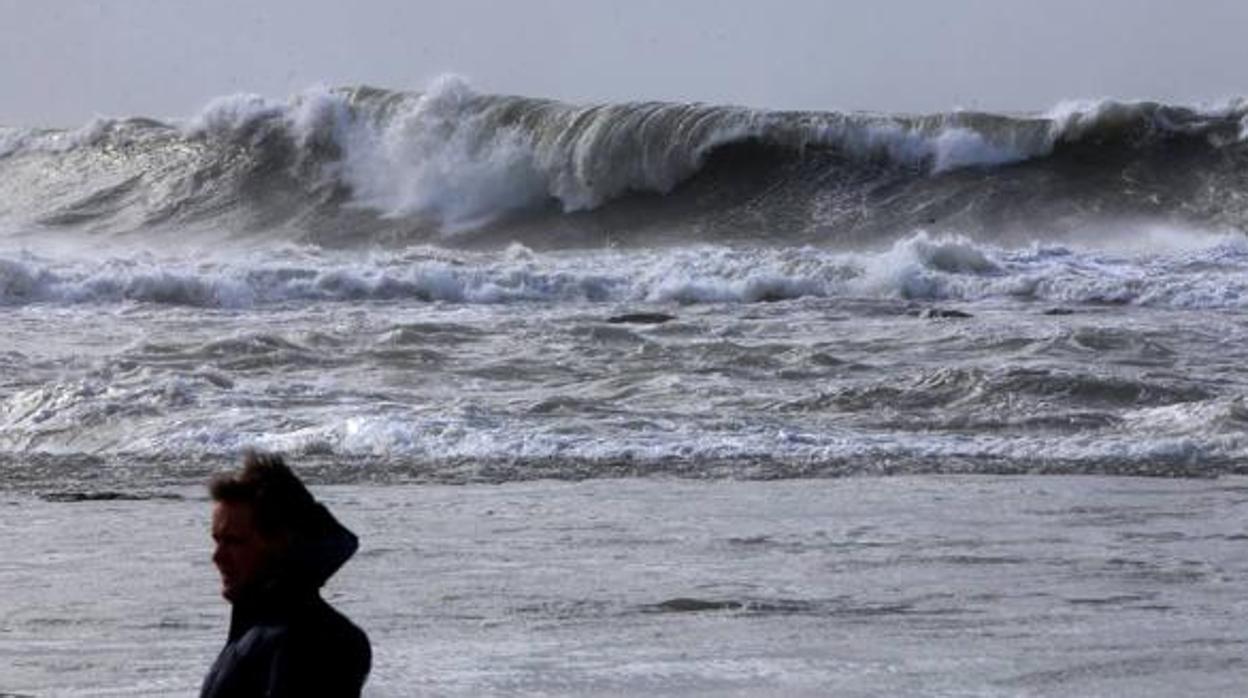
[209,451,317,538]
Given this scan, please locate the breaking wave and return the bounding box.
[3,230,1248,310]
[2,77,1247,246]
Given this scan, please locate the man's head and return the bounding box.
[209,451,317,602]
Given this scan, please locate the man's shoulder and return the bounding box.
[208,603,370,698]
[233,596,371,665]
[235,620,292,654]
[277,598,372,689]
[293,597,372,656]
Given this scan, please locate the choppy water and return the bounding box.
[4,234,1248,485]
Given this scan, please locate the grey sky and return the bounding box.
[2,0,1246,126]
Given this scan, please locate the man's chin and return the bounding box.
[220,579,243,602]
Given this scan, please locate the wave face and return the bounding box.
[2,78,1247,247]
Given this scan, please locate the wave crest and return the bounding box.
[3,79,1248,243]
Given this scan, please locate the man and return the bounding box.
[201,451,371,697]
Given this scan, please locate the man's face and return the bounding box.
[211,500,282,602]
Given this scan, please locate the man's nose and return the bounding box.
[212,544,225,566]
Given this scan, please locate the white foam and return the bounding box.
[648,273,821,305]
[852,232,1000,300]
[929,127,1027,172]
[5,226,1248,310]
[1045,97,1248,144]
[336,76,551,230]
[1045,99,1116,141]
[183,93,285,140]
[286,86,351,147]
[40,401,1247,472]
[0,118,127,156]
[811,118,1037,173]
[0,127,32,158]
[0,256,52,303]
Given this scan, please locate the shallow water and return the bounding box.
[3,476,1246,696]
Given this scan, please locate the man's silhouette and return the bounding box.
[200,451,370,697]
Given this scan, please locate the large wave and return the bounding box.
[2,77,1246,247]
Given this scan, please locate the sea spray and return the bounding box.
[4,77,1247,243]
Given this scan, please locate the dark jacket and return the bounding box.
[200,503,371,698]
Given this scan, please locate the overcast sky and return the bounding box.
[2,0,1246,126]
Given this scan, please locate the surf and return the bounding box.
[1,77,1245,250]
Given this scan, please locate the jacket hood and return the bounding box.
[279,501,358,590]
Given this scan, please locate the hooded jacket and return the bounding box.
[200,502,371,698]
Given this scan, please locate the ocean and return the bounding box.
[2,78,1247,695]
